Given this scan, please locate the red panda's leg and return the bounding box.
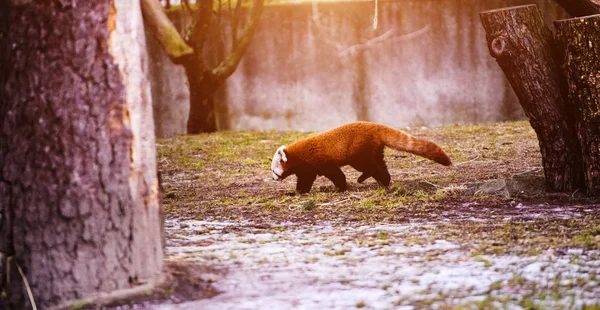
[357,173,371,183]
[296,172,317,193]
[350,164,371,183]
[321,167,347,192]
[372,161,391,187]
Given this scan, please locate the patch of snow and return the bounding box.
[156,220,600,310]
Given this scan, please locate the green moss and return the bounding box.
[508,274,528,286]
[300,200,317,211]
[70,302,93,310]
[376,230,389,240]
[473,256,493,268]
[488,280,503,292]
[474,296,493,309]
[519,297,539,309]
[573,224,600,248]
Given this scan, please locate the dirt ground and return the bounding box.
[134,121,599,309]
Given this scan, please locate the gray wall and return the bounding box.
[146,28,190,138]
[148,0,566,136]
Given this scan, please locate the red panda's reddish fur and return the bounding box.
[274,122,451,193]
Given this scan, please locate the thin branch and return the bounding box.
[182,0,192,11]
[212,0,265,80]
[180,0,194,41]
[217,0,222,29]
[216,0,226,63]
[140,0,193,60]
[232,0,243,49]
[373,0,378,30]
[16,262,37,310]
[310,1,429,58]
[338,25,431,57]
[340,28,394,56]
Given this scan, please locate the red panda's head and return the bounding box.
[271,145,291,181]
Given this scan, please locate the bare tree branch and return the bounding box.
[140,0,193,60]
[232,0,243,49]
[217,0,222,28]
[187,0,215,68]
[179,0,194,41]
[339,25,430,57]
[310,1,429,58]
[212,0,265,80]
[182,0,193,11]
[373,0,378,30]
[216,0,226,63]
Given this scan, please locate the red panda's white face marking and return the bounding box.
[271,145,288,180]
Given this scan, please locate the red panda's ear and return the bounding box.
[280,146,288,162]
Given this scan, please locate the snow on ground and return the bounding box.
[153,218,600,310]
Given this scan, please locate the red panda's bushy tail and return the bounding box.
[380,126,452,166]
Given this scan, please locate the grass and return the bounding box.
[158,121,538,212]
[157,121,600,255]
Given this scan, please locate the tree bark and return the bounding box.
[555,15,600,196]
[0,1,163,308]
[184,0,265,134]
[480,4,585,192]
[185,68,220,133]
[553,0,600,17]
[352,15,369,121]
[211,0,265,81]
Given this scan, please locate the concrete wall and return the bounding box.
[146,28,190,138]
[148,0,566,136]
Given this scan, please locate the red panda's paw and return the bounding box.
[357,173,371,183]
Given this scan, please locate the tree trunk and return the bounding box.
[555,15,600,196]
[0,1,163,308]
[185,67,221,134]
[353,48,369,121]
[553,0,600,17]
[480,4,585,192]
[178,0,263,134]
[352,17,369,121]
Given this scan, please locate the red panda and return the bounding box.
[270,121,452,193]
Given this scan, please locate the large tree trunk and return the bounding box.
[172,0,263,134]
[480,5,585,192]
[185,67,221,134]
[555,15,600,196]
[0,1,163,308]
